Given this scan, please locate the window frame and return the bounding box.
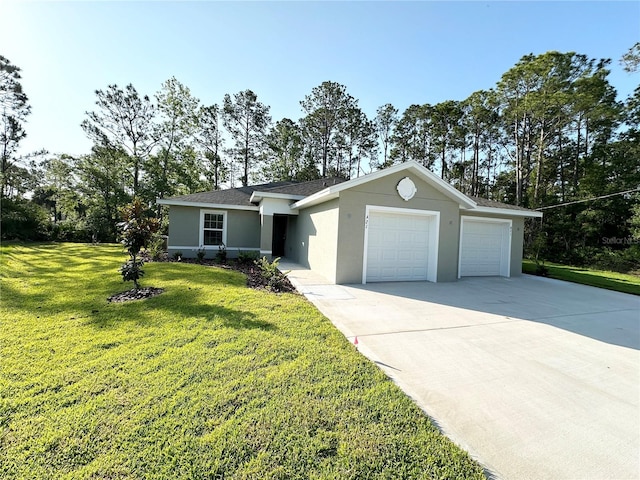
[199,209,227,247]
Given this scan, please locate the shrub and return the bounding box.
[255,256,291,292]
[592,246,640,273]
[50,220,92,243]
[196,246,206,263]
[237,250,259,264]
[146,235,167,261]
[215,243,227,264]
[0,198,50,241]
[172,251,183,261]
[535,263,549,276]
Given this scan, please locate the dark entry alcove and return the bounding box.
[272,214,288,257]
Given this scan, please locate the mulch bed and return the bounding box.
[107,287,165,303]
[216,260,296,293]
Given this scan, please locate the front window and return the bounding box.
[202,212,225,245]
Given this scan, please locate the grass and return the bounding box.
[0,243,484,479]
[522,259,640,296]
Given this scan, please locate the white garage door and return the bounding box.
[459,217,511,277]
[365,209,438,283]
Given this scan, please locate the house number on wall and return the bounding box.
[396,177,417,201]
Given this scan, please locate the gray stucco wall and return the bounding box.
[260,215,273,254]
[461,211,525,276]
[227,210,261,249]
[335,172,461,283]
[291,199,339,283]
[167,206,260,258]
[167,206,200,248]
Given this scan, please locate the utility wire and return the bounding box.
[535,187,640,211]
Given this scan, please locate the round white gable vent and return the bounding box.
[396,177,417,201]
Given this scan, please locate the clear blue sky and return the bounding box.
[2,1,638,157]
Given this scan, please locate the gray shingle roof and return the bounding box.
[258,177,346,196]
[468,196,535,212]
[162,178,345,207]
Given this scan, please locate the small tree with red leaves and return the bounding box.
[117,198,159,289]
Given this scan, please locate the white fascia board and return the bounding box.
[467,205,543,218]
[292,160,477,210]
[249,191,306,203]
[156,199,259,211]
[292,190,340,209]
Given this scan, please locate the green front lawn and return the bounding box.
[522,259,640,296]
[0,243,483,479]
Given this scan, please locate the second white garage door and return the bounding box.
[459,217,511,277]
[364,207,438,283]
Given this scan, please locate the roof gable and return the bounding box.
[292,161,477,210]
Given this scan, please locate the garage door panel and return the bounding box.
[381,250,399,262]
[366,210,437,283]
[459,218,510,277]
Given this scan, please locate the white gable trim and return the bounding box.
[291,161,476,210]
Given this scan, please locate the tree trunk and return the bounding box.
[574,117,581,191]
[472,127,480,196]
[243,115,250,186]
[322,130,329,178]
[558,131,566,202]
[214,154,220,190]
[534,122,545,205]
[514,115,522,205]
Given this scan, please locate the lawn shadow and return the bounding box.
[3,244,276,332]
[92,287,276,332]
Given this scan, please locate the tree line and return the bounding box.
[2,46,639,271]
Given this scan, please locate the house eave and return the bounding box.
[465,206,543,218]
[249,191,306,203]
[292,191,340,209]
[156,199,260,211]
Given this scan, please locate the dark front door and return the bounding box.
[272,215,288,257]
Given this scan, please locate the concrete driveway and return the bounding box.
[280,261,640,480]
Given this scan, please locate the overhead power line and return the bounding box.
[535,187,640,211]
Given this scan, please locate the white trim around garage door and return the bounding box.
[458,216,512,278]
[362,205,440,284]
